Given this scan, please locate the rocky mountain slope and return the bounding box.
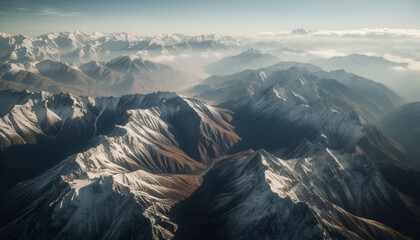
[379,102,420,169]
[0,65,419,239]
[0,90,240,196]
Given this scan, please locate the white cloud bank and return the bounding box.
[260,28,420,39]
[307,49,346,58]
[384,54,420,72]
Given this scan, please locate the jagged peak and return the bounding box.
[106,54,150,69]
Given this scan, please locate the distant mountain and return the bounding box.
[0,62,102,95]
[190,62,322,102]
[0,31,248,96]
[311,54,406,74]
[379,102,420,169]
[0,31,246,65]
[193,62,403,122]
[79,60,125,85]
[0,55,190,96]
[0,33,59,64]
[36,60,96,85]
[62,45,111,63]
[310,54,417,100]
[270,47,309,62]
[205,48,279,75]
[104,55,190,94]
[314,69,404,119]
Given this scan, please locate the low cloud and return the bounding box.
[260,28,420,39]
[307,49,346,58]
[361,52,378,57]
[392,66,406,72]
[148,55,177,63]
[259,31,290,36]
[384,54,420,72]
[200,52,221,59]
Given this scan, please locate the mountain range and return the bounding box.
[310,54,420,101]
[0,55,189,96]
[1,64,419,239]
[0,31,251,96]
[191,62,402,122]
[1,31,419,240]
[0,31,246,64]
[311,54,407,77]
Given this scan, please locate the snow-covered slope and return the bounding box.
[0,90,240,195]
[0,89,244,239]
[1,152,200,239]
[1,87,419,239]
[1,30,419,240]
[172,146,415,239]
[224,81,365,151]
[171,150,324,240]
[271,141,419,239]
[0,33,59,64]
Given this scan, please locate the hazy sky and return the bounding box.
[1,0,419,36]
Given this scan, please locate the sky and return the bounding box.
[0,0,420,37]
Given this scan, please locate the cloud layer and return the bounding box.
[384,54,420,72]
[260,28,420,39]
